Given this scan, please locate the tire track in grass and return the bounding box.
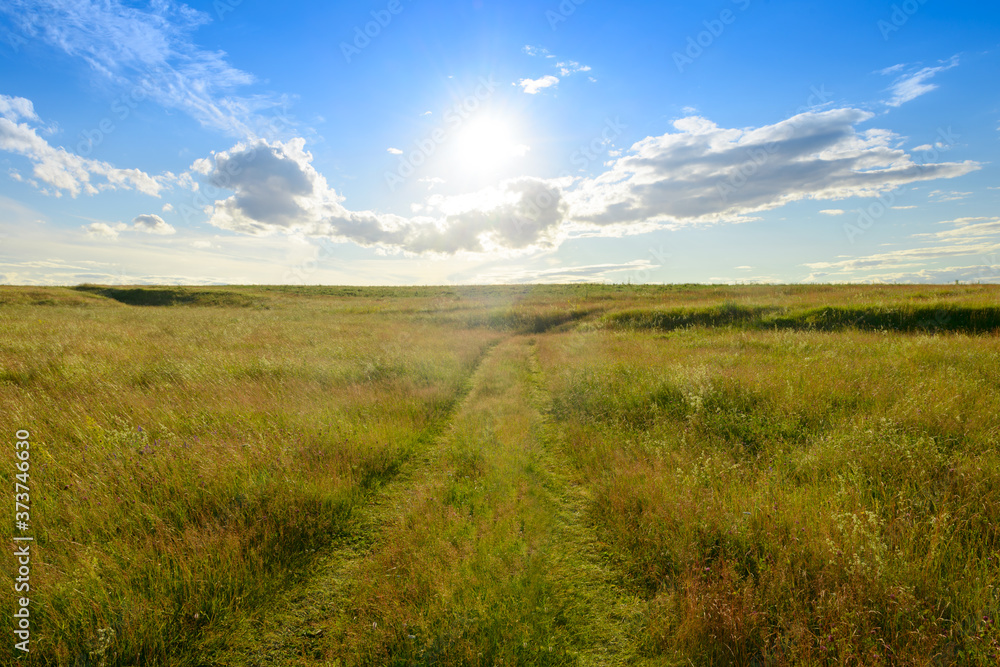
[216,335,649,665]
[522,338,649,666]
[319,337,646,665]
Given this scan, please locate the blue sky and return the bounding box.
[0,0,998,285]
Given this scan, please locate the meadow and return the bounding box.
[1,283,998,666]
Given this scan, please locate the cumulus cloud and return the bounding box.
[131,214,175,235]
[85,222,127,239]
[0,94,166,197]
[566,108,979,228]
[387,147,403,155]
[198,138,569,254]
[518,75,559,95]
[0,0,280,136]
[82,214,176,240]
[819,209,846,216]
[0,95,39,124]
[192,108,979,256]
[883,56,959,107]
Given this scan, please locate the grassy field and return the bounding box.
[1,283,998,665]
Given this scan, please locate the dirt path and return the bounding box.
[216,336,648,666]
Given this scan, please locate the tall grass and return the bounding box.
[538,324,1000,665]
[0,291,502,664]
[2,283,999,664]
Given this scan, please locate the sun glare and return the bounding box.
[451,114,529,176]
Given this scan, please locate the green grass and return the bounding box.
[1,284,999,665]
[606,302,1000,334]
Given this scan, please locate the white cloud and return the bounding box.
[912,144,934,152]
[803,217,1000,283]
[819,209,846,216]
[418,176,446,190]
[518,75,559,95]
[191,240,212,249]
[0,94,166,197]
[0,0,281,136]
[0,95,39,124]
[199,137,569,255]
[162,203,174,212]
[387,147,403,155]
[131,214,175,235]
[85,222,127,239]
[806,242,1000,273]
[557,60,592,76]
[82,214,176,240]
[192,108,979,257]
[883,56,959,107]
[522,45,550,57]
[566,108,979,228]
[464,260,658,285]
[912,217,1000,241]
[878,64,906,76]
[929,189,972,202]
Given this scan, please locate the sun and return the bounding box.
[451,114,529,176]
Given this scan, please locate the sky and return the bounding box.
[0,0,998,286]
